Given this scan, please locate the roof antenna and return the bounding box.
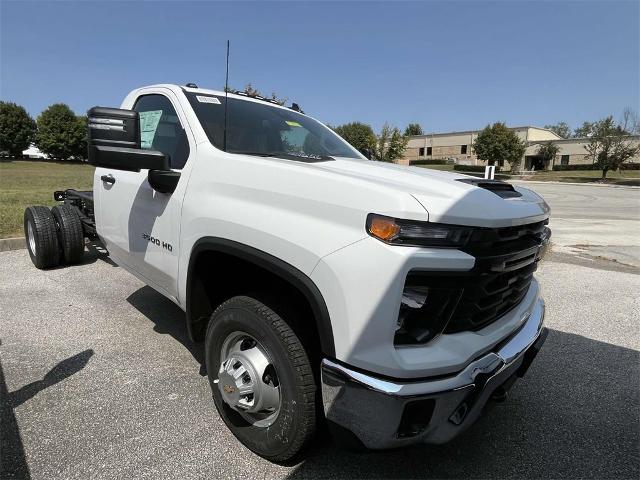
[223,40,230,152]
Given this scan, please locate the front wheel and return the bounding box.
[205,296,317,462]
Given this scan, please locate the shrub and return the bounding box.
[552,163,640,171]
[622,163,640,170]
[453,164,487,172]
[552,164,599,171]
[410,159,447,165]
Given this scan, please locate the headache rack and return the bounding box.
[53,189,97,237]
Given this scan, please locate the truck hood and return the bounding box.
[310,158,550,227]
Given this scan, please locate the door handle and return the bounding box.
[101,175,115,185]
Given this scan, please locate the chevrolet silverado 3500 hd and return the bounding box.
[24,84,550,462]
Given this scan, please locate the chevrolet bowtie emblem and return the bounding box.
[223,385,235,394]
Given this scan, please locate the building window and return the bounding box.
[561,155,569,165]
[427,147,432,156]
[419,147,425,156]
[460,145,468,154]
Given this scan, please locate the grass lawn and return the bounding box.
[0,160,95,238]
[416,164,640,186]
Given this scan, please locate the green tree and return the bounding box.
[584,116,640,179]
[620,107,640,135]
[537,141,560,167]
[333,122,377,152]
[0,102,37,157]
[374,123,409,163]
[574,121,596,138]
[472,122,526,171]
[36,104,86,160]
[404,123,423,136]
[226,83,288,106]
[543,122,571,139]
[76,115,88,160]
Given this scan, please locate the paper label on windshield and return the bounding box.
[286,120,301,127]
[139,110,162,148]
[197,95,221,104]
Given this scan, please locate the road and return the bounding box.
[513,181,640,268]
[1,182,638,479]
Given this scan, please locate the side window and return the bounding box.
[133,94,190,169]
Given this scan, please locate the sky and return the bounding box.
[1,1,638,133]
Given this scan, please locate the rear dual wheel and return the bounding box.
[24,206,60,269]
[51,205,84,265]
[24,205,85,269]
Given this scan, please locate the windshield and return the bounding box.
[185,92,361,160]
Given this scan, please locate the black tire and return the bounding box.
[205,296,316,462]
[51,204,84,264]
[23,206,60,269]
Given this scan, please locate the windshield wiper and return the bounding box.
[230,151,334,162]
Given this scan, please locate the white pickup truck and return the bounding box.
[24,83,550,462]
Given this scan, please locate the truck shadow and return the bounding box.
[27,239,117,271]
[126,286,206,376]
[1,349,94,479]
[126,182,170,259]
[288,329,639,479]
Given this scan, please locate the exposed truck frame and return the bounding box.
[53,190,97,237]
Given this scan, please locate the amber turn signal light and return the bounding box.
[368,215,400,241]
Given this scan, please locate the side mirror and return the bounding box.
[148,170,180,194]
[359,148,373,160]
[87,107,169,172]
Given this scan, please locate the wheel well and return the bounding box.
[186,239,335,362]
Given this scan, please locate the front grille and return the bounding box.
[443,261,537,332]
[398,220,548,342]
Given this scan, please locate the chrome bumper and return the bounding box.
[321,298,547,449]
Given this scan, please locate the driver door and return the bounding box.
[95,91,192,301]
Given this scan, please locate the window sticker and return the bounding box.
[285,120,302,127]
[196,95,221,104]
[139,110,163,148]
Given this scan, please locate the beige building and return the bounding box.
[525,136,640,169]
[399,126,640,170]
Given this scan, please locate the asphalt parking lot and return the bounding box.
[1,182,639,479]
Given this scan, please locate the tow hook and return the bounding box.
[449,402,469,425]
[490,386,508,403]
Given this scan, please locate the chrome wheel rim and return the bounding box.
[27,222,36,255]
[217,331,281,427]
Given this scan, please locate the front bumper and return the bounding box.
[321,297,547,449]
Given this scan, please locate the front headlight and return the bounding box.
[366,213,473,248]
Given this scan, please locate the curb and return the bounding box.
[0,237,26,252]
[509,180,640,189]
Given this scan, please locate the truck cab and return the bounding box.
[24,83,550,462]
